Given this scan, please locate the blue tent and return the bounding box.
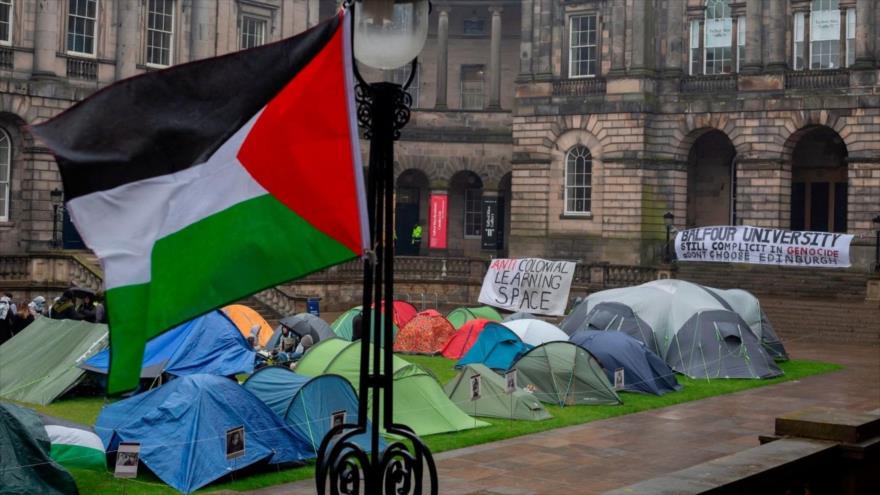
[455,322,533,371]
[242,367,378,456]
[569,329,681,395]
[95,374,311,494]
[81,310,254,378]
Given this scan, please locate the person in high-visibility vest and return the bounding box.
[411,224,423,251]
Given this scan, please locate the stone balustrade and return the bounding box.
[679,74,738,93]
[552,78,607,97]
[784,69,850,90]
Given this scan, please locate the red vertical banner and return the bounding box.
[428,193,448,249]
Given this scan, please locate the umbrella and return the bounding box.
[279,313,335,342]
[69,287,96,298]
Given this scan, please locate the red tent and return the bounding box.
[373,300,418,328]
[440,319,493,359]
[393,313,456,354]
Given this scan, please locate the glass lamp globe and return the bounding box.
[354,0,430,70]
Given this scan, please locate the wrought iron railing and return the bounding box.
[66,57,98,80]
[784,69,850,90]
[680,74,737,93]
[0,47,13,70]
[553,78,607,96]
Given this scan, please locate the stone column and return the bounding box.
[853,0,876,68]
[609,0,626,74]
[532,0,552,75]
[115,0,140,80]
[766,0,787,71]
[487,6,503,110]
[435,9,449,109]
[741,0,763,74]
[520,0,533,75]
[33,0,60,77]
[190,0,216,61]
[664,0,685,76]
[630,0,651,74]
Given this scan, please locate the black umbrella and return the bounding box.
[280,313,335,342]
[69,287,96,298]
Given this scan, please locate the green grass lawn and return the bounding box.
[26,357,840,494]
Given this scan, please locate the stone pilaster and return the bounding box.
[629,0,653,75]
[33,0,60,77]
[532,0,553,76]
[609,0,626,75]
[115,0,140,80]
[740,0,763,74]
[765,0,787,72]
[853,0,876,69]
[846,158,880,235]
[190,0,216,61]
[663,0,686,77]
[735,159,791,228]
[435,9,449,109]
[487,6,503,110]
[519,0,533,75]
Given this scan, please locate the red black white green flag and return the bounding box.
[31,12,367,393]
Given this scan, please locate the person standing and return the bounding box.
[411,223,423,252]
[11,304,35,334]
[0,296,14,344]
[50,291,80,320]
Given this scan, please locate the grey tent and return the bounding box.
[268,313,336,350]
[705,287,788,361]
[512,341,621,407]
[503,311,537,322]
[561,280,783,379]
[445,364,552,421]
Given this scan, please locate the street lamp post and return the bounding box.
[50,188,63,248]
[664,211,675,263]
[873,214,880,273]
[316,2,436,494]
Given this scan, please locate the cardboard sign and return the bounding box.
[226,426,245,460]
[478,258,576,316]
[504,370,517,394]
[428,193,448,249]
[481,197,499,250]
[704,18,732,48]
[675,226,853,268]
[331,410,346,429]
[469,374,482,401]
[811,9,840,41]
[614,368,625,391]
[114,442,140,478]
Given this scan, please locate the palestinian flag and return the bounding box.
[40,413,106,471]
[31,11,367,393]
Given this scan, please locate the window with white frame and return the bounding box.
[0,129,10,222]
[703,0,732,75]
[146,0,174,67]
[240,15,267,49]
[564,145,592,215]
[794,11,806,70]
[389,63,419,108]
[460,64,484,110]
[0,0,12,45]
[689,19,701,76]
[736,16,745,72]
[464,188,482,237]
[67,0,98,56]
[568,14,598,78]
[810,0,841,70]
[845,8,855,67]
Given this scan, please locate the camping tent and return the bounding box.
[455,323,533,371]
[394,311,456,354]
[267,313,336,350]
[512,342,621,407]
[330,306,398,346]
[380,300,419,328]
[705,287,788,360]
[81,310,255,379]
[95,374,311,494]
[505,319,569,346]
[444,364,552,421]
[296,339,488,436]
[242,367,373,455]
[446,306,503,329]
[503,311,537,322]
[0,402,79,495]
[561,280,784,379]
[441,319,494,359]
[222,304,274,347]
[0,318,108,405]
[569,330,681,395]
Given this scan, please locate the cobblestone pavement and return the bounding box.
[249,340,879,495]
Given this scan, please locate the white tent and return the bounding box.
[505,319,568,347]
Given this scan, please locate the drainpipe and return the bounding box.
[730,154,739,225]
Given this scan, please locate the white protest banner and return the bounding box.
[675,226,853,268]
[705,18,732,48]
[478,258,576,316]
[811,9,840,41]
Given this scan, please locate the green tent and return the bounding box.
[0,402,79,495]
[297,338,488,436]
[330,306,398,346]
[0,318,108,405]
[445,364,552,421]
[446,306,503,329]
[512,341,621,407]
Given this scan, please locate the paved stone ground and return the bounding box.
[250,340,879,495]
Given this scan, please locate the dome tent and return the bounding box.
[222,304,274,348]
[394,311,456,354]
[512,341,621,407]
[505,319,569,346]
[455,322,533,371]
[445,364,552,421]
[446,306,503,329]
[295,339,488,436]
[561,280,783,379]
[503,311,537,322]
[569,329,681,395]
[330,306,398,346]
[441,318,494,359]
[705,287,788,361]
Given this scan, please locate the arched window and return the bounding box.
[794,0,855,70]
[564,145,592,215]
[0,129,10,221]
[704,0,732,75]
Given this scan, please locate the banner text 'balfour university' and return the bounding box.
[675,226,853,268]
[478,258,576,315]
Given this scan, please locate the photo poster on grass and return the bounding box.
[505,370,517,394]
[674,226,853,268]
[428,193,448,249]
[470,374,482,401]
[478,258,576,316]
[226,426,245,460]
[114,442,140,478]
[330,410,346,430]
[614,368,625,391]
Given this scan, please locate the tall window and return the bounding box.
[689,20,701,75]
[0,0,12,45]
[464,188,482,237]
[389,63,419,108]
[568,14,598,78]
[0,130,10,222]
[736,16,745,72]
[146,0,174,67]
[460,64,484,110]
[240,16,266,49]
[845,8,855,67]
[794,11,806,70]
[565,146,592,215]
[703,0,732,75]
[67,0,98,56]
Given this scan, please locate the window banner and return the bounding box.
[478,258,576,316]
[675,226,853,268]
[481,197,499,250]
[811,9,840,41]
[704,18,732,48]
[428,193,448,249]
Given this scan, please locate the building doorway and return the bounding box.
[395,169,429,256]
[686,130,736,227]
[790,126,848,233]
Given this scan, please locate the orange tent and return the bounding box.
[440,319,493,359]
[222,304,273,348]
[394,312,456,354]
